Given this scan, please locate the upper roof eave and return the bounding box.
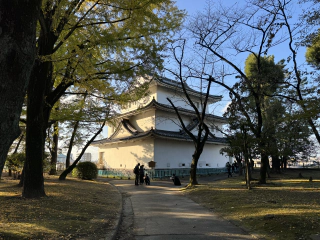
[154,77,222,102]
[116,99,227,122]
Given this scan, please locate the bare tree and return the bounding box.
[166,40,214,186]
[277,0,320,145]
[186,0,289,184]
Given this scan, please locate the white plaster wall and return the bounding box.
[107,123,115,138]
[156,86,193,110]
[156,85,210,113]
[98,139,154,169]
[200,144,230,168]
[208,122,225,138]
[130,110,155,131]
[154,139,229,169]
[155,111,192,131]
[113,125,132,138]
[189,125,224,138]
[154,139,193,168]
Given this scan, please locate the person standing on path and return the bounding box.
[227,162,232,178]
[139,165,145,185]
[134,163,140,185]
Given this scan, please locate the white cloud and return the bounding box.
[221,101,231,114]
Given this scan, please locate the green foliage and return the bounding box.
[72,161,98,180]
[244,53,285,93]
[306,30,320,69]
[5,152,52,173]
[43,0,185,99]
[43,0,186,158]
[43,152,52,173]
[5,153,25,172]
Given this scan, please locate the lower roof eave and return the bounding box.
[92,135,227,145]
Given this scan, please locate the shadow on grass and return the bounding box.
[0,176,121,239]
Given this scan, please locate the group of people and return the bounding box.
[133,163,182,186]
[227,161,239,177]
[134,163,150,185]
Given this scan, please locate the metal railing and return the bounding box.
[98,167,227,179]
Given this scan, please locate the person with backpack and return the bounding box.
[139,165,145,185]
[134,163,140,185]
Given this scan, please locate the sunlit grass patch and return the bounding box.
[0,222,59,239]
[185,169,320,240]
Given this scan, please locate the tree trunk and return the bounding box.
[65,121,80,169]
[259,152,269,184]
[236,156,243,176]
[280,156,289,170]
[49,121,58,175]
[0,0,41,179]
[13,133,24,154]
[22,59,52,198]
[59,121,106,180]
[189,148,202,186]
[245,161,251,190]
[22,14,59,196]
[283,156,288,170]
[272,155,281,173]
[243,131,251,189]
[189,158,199,186]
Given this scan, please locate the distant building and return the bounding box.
[56,153,74,170]
[57,154,66,171]
[81,153,92,162]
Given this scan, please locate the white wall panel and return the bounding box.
[99,139,154,169]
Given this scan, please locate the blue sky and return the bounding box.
[173,0,309,111]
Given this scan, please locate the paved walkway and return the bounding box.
[108,177,258,240]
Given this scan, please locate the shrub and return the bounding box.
[72,161,98,180]
[5,153,25,172]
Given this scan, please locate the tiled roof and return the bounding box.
[155,77,222,101]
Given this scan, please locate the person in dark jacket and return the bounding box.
[134,163,140,185]
[170,174,181,186]
[226,162,232,178]
[139,165,145,184]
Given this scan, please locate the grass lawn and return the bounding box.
[0,174,121,240]
[184,168,320,240]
